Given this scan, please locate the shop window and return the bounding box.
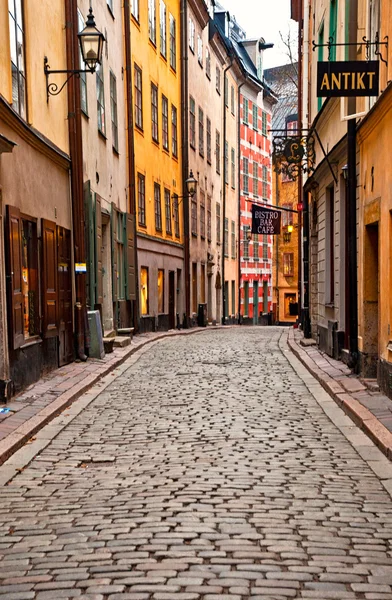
[141,267,149,315]
[158,269,164,313]
[21,218,39,339]
[284,293,297,317]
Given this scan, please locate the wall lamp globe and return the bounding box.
[185,170,197,197]
[44,8,105,102]
[246,227,252,241]
[341,164,349,181]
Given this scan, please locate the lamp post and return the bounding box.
[44,8,105,101]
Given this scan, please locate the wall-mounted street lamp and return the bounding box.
[341,164,349,181]
[44,8,105,102]
[172,170,198,204]
[246,227,252,241]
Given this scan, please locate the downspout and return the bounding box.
[181,0,190,327]
[221,56,233,324]
[124,0,140,333]
[275,168,280,323]
[65,0,87,361]
[297,0,303,329]
[237,80,245,324]
[302,0,311,337]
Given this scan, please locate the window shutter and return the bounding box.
[42,218,58,338]
[95,195,103,305]
[126,213,136,301]
[6,205,24,349]
[111,203,118,301]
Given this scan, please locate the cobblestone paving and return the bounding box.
[1,327,392,600]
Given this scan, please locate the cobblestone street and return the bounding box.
[1,327,392,600]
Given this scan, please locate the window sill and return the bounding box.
[138,222,147,229]
[107,3,115,19]
[192,232,198,238]
[160,53,167,62]
[98,130,107,142]
[163,146,170,155]
[170,65,177,75]
[199,152,204,159]
[190,143,196,151]
[325,302,335,308]
[149,39,157,50]
[135,125,144,135]
[131,14,140,27]
[81,109,89,120]
[112,146,119,157]
[20,336,42,350]
[152,138,160,148]
[198,60,203,68]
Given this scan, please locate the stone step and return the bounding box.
[112,336,132,348]
[361,378,380,392]
[117,328,134,337]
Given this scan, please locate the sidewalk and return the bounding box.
[0,327,213,466]
[288,328,392,460]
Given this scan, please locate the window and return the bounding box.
[110,71,118,152]
[206,117,212,163]
[231,280,235,315]
[243,157,249,194]
[206,47,211,78]
[134,64,143,130]
[149,0,156,44]
[216,66,221,94]
[243,226,249,259]
[262,111,267,136]
[224,142,229,184]
[191,198,197,235]
[326,186,335,303]
[173,194,180,237]
[9,0,26,118]
[162,95,169,150]
[141,267,149,315]
[253,161,258,197]
[192,263,197,313]
[151,83,159,142]
[189,18,195,52]
[164,188,172,235]
[171,105,178,157]
[253,233,259,261]
[21,218,39,339]
[201,264,206,303]
[216,202,221,244]
[224,76,228,107]
[169,14,176,70]
[132,0,139,20]
[283,253,294,277]
[189,96,196,149]
[154,183,162,230]
[231,220,236,258]
[263,234,268,260]
[96,63,106,135]
[160,0,167,57]
[231,85,235,114]
[282,204,294,226]
[197,35,203,65]
[199,107,204,157]
[284,293,297,318]
[200,191,206,238]
[253,104,258,130]
[244,281,249,316]
[137,173,146,226]
[116,212,125,300]
[207,195,212,241]
[262,165,268,199]
[158,269,164,313]
[243,97,249,125]
[78,10,88,115]
[216,130,220,174]
[231,148,235,188]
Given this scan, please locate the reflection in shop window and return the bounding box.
[22,219,38,338]
[141,267,149,315]
[158,269,164,313]
[284,293,297,317]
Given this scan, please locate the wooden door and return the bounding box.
[57,226,73,366]
[168,271,175,329]
[253,281,258,325]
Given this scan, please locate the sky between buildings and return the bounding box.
[220,0,298,70]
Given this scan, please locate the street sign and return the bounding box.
[317,60,379,97]
[251,205,281,235]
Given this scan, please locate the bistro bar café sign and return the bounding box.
[317,60,379,97]
[252,205,281,235]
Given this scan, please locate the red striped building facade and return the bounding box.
[239,89,274,324]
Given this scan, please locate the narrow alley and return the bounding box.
[0,328,392,600]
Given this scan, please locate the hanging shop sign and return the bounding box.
[251,205,281,235]
[317,60,379,97]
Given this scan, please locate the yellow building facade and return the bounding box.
[130,0,184,332]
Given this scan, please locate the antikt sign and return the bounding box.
[317,61,379,97]
[251,205,281,235]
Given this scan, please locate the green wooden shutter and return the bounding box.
[95,195,103,305]
[42,219,58,338]
[84,181,95,309]
[126,213,136,301]
[111,203,118,301]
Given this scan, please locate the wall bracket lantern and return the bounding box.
[44,8,105,102]
[272,128,316,181]
[172,170,198,203]
[312,33,388,65]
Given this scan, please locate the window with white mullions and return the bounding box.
[154,183,162,231]
[165,188,172,235]
[96,63,106,135]
[9,0,26,118]
[151,83,159,143]
[134,64,143,130]
[110,71,118,152]
[169,13,176,70]
[160,0,167,58]
[162,95,169,151]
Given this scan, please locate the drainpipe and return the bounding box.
[181,0,190,327]
[297,0,303,330]
[237,80,245,324]
[221,56,233,324]
[65,0,87,361]
[124,0,140,333]
[275,168,280,323]
[347,1,359,369]
[302,0,311,338]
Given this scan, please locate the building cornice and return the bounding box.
[188,0,209,29]
[0,96,70,170]
[357,81,392,144]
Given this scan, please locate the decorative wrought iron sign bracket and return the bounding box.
[312,34,388,65]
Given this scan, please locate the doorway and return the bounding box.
[363,222,379,376]
[101,214,113,333]
[57,226,73,367]
[253,281,259,324]
[168,271,175,329]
